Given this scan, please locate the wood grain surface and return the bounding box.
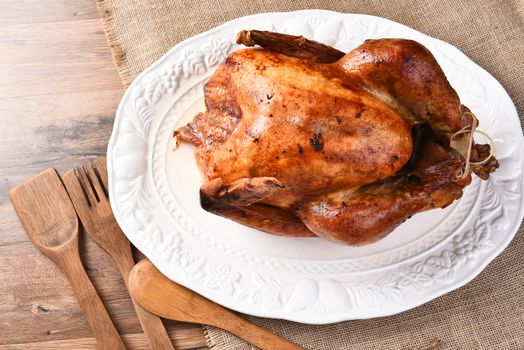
[0,1,208,349]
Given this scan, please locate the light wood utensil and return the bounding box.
[129,259,306,350]
[62,158,175,350]
[9,169,126,350]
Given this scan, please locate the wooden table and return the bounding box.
[0,1,208,348]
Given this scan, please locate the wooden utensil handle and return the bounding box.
[59,247,126,350]
[216,312,306,350]
[116,245,175,350]
[130,298,175,350]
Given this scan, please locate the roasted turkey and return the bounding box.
[174,30,498,246]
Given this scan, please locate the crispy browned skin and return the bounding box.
[338,39,464,140]
[199,177,314,237]
[174,30,498,246]
[178,49,413,207]
[297,134,471,245]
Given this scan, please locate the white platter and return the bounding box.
[107,10,524,324]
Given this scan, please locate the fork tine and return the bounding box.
[85,162,107,203]
[75,166,98,205]
[91,159,109,198]
[91,162,109,198]
[63,168,92,214]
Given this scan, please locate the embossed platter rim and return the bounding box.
[108,10,524,323]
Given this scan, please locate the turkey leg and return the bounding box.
[337,39,465,140]
[296,137,472,245]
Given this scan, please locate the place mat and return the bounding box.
[95,1,524,349]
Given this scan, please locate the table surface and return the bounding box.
[0,1,209,349]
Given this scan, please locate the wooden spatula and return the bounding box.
[9,169,126,350]
[62,158,175,350]
[129,259,306,350]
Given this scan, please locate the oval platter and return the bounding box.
[107,10,524,324]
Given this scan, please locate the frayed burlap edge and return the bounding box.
[202,325,215,349]
[94,0,132,87]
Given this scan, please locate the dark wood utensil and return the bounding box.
[62,157,175,350]
[9,169,126,350]
[129,259,306,350]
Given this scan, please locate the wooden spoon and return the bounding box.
[129,259,306,350]
[9,169,126,350]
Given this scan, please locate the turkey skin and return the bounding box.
[174,30,498,245]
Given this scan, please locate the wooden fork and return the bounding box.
[62,158,175,350]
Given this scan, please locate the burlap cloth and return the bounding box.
[95,1,524,349]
